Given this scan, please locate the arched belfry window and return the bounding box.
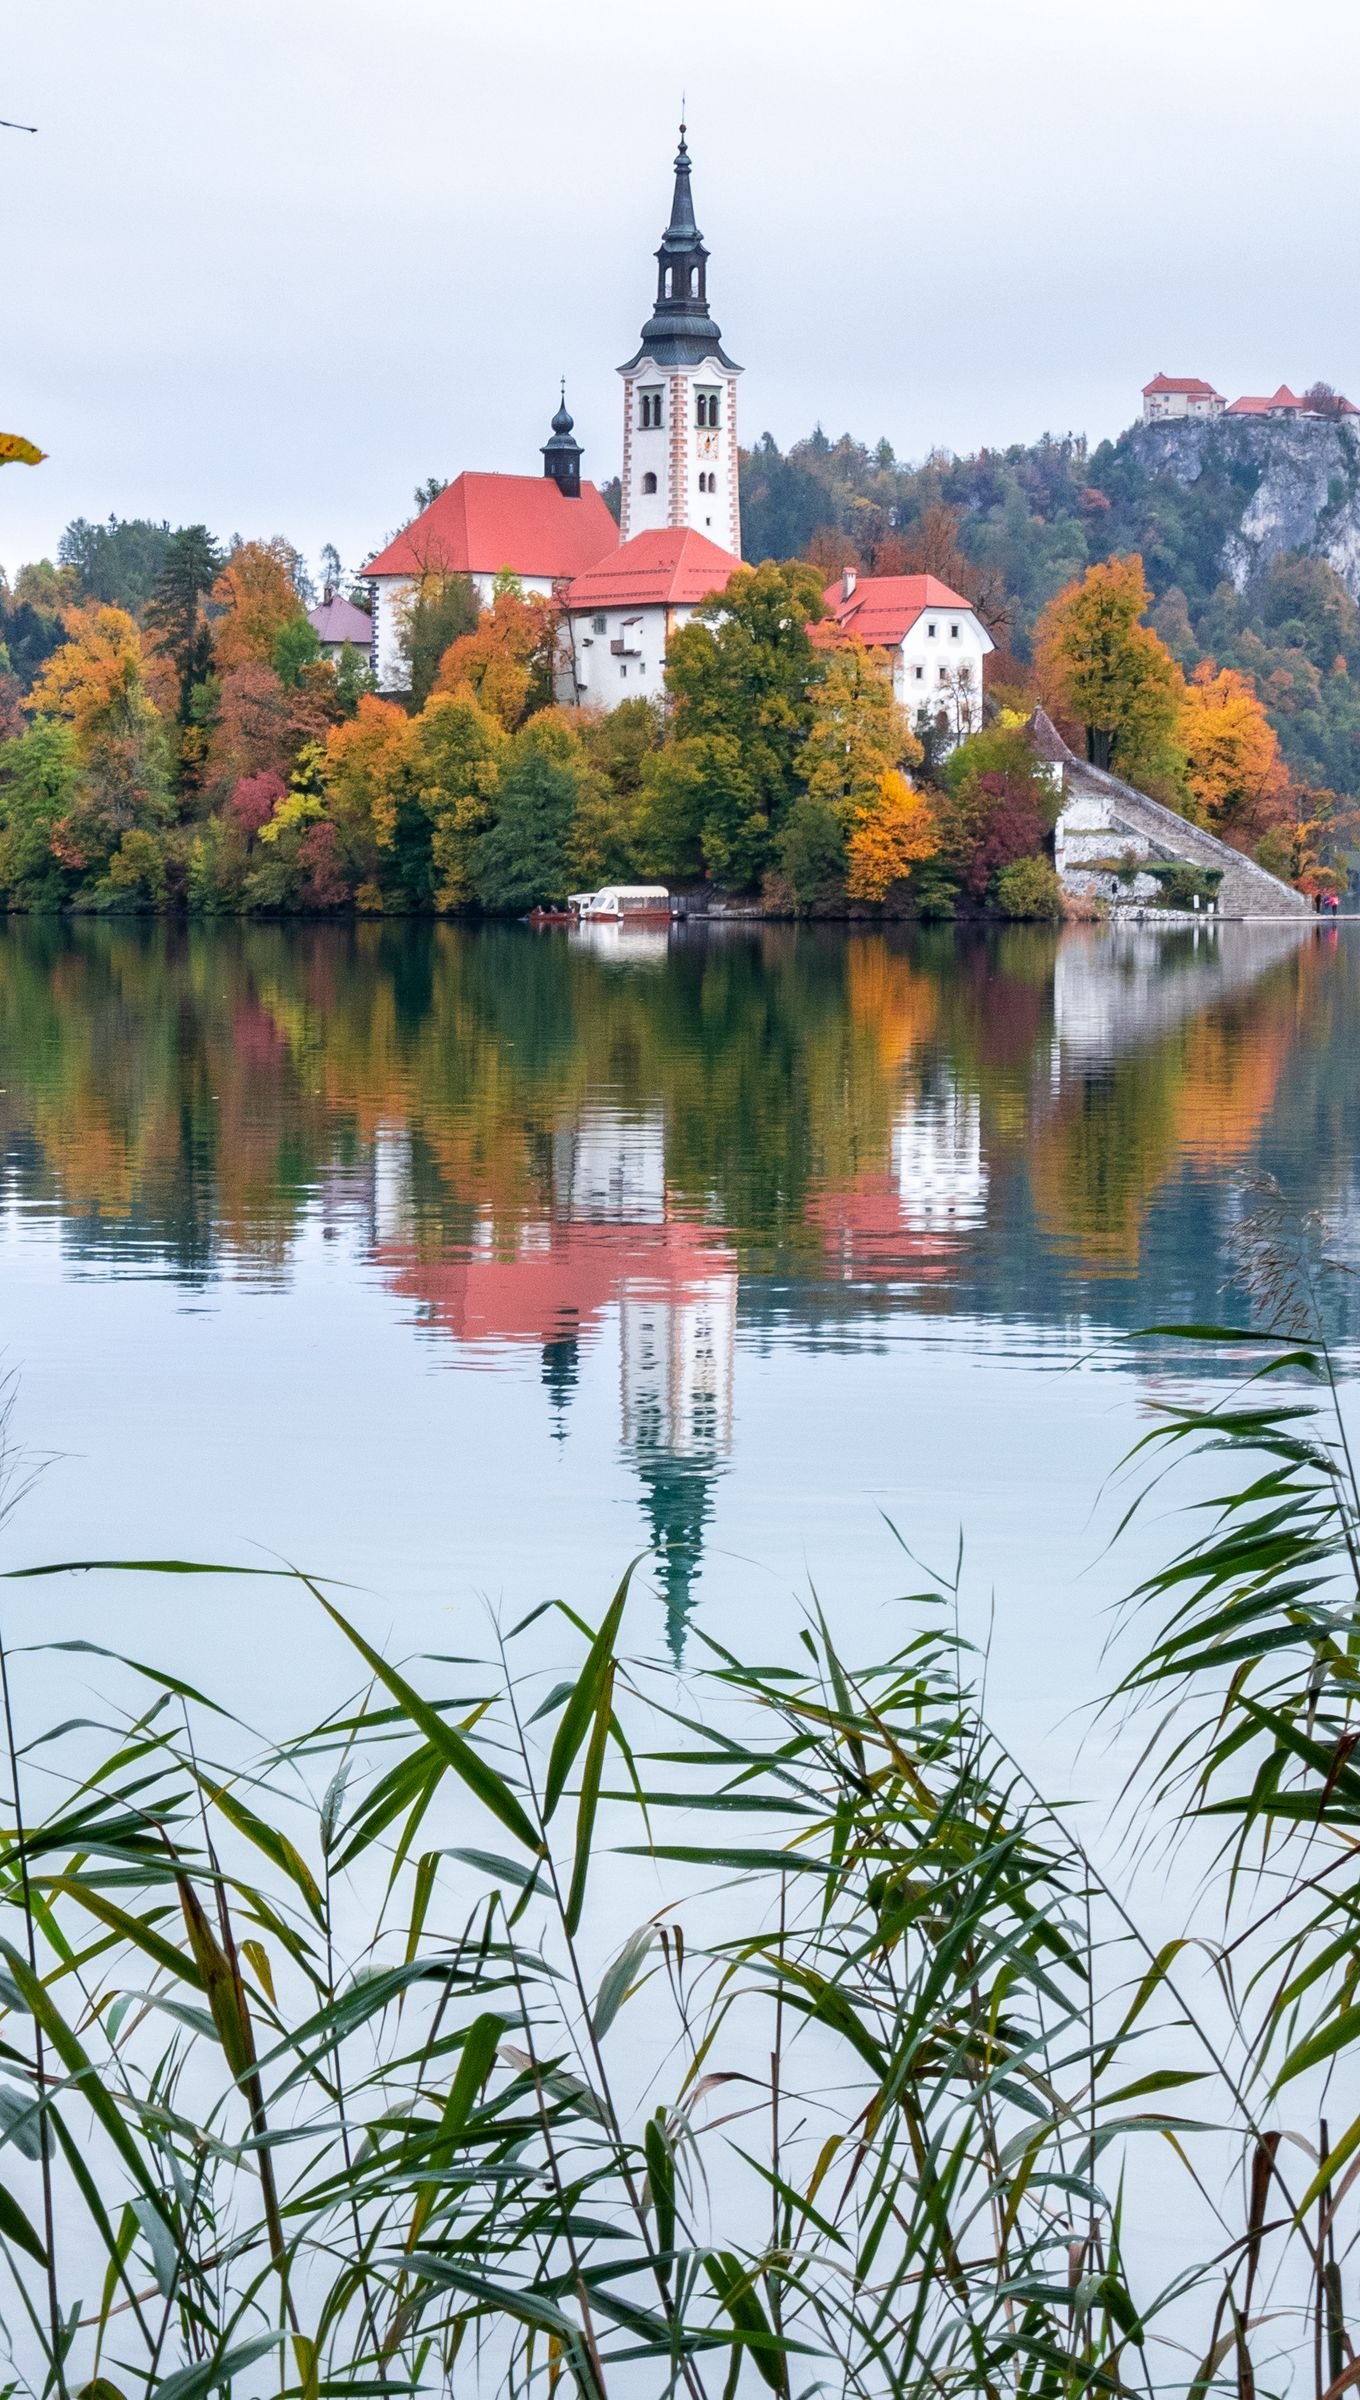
[663,267,673,298]
[642,472,658,495]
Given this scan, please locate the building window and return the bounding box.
[592,615,607,636]
[639,389,662,429]
[696,389,720,429]
[913,665,924,681]
[663,267,674,299]
[949,622,960,638]
[620,664,628,679]
[926,621,937,638]
[641,471,657,495]
[938,666,949,683]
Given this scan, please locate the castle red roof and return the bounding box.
[1142,373,1223,398]
[1224,385,1359,418]
[565,526,739,613]
[365,472,619,583]
[813,573,994,653]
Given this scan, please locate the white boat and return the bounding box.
[568,884,674,924]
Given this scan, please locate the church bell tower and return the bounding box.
[541,384,583,499]
[618,125,742,554]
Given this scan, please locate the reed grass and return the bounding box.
[0,1273,1353,2397]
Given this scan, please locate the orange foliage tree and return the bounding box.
[321,696,416,869]
[845,771,940,901]
[211,539,306,673]
[1177,662,1296,850]
[434,580,561,730]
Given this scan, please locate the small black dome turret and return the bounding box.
[541,381,582,498]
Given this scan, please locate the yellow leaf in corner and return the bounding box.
[0,435,45,467]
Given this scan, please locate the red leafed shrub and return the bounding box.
[961,771,1047,895]
[298,821,347,910]
[228,768,286,838]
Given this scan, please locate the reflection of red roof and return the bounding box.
[806,1178,959,1285]
[565,526,738,613]
[813,574,994,654]
[365,473,619,582]
[1142,374,1222,398]
[376,1216,735,1348]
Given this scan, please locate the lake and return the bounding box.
[0,913,1352,1792]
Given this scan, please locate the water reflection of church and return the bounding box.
[373,1105,737,1654]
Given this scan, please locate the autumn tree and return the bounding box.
[211,539,307,673]
[648,560,826,887]
[936,719,1058,901]
[30,606,172,874]
[845,772,940,902]
[1177,662,1296,851]
[1035,555,1186,792]
[321,695,419,903]
[399,572,479,711]
[434,579,559,729]
[779,636,922,905]
[0,719,81,903]
[570,697,664,887]
[410,694,507,907]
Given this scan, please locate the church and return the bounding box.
[364,126,743,703]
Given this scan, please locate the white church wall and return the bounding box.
[565,603,677,708]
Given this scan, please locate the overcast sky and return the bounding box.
[4,0,1358,582]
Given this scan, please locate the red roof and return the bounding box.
[1142,373,1223,398]
[1225,385,1359,417]
[565,526,739,613]
[365,472,619,582]
[814,573,994,653]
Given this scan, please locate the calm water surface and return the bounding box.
[0,915,1353,1786]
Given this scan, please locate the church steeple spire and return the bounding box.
[621,121,739,370]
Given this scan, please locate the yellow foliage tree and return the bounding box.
[211,539,305,673]
[845,770,940,902]
[30,605,151,747]
[803,638,922,808]
[1034,555,1186,792]
[1177,662,1295,849]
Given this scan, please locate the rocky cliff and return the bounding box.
[1132,415,1360,599]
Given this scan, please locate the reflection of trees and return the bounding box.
[0,919,1337,1307]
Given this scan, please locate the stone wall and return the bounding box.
[1061,759,1311,916]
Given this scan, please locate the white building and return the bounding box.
[561,525,738,707]
[815,571,994,748]
[617,125,743,558]
[1141,373,1225,424]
